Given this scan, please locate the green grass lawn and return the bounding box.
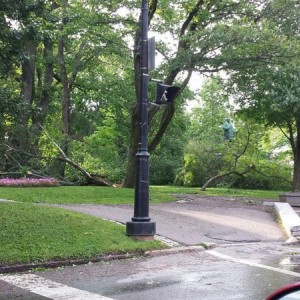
[0,202,166,265]
[0,186,137,204]
[152,186,283,200]
[0,185,282,204]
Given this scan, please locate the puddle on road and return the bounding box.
[264,255,300,273]
[279,256,300,273]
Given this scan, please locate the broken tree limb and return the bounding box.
[5,125,114,187]
[201,165,255,191]
[201,124,253,191]
[39,125,113,186]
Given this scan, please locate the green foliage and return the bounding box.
[225,4,300,190]
[230,66,300,127]
[0,0,298,189]
[175,142,225,187]
[150,103,188,185]
[175,76,292,190]
[175,77,233,186]
[0,85,23,119]
[71,119,125,183]
[232,161,291,191]
[69,116,127,183]
[0,0,135,182]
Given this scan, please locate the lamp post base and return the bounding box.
[126,221,156,239]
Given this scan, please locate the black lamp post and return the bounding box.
[126,0,156,238]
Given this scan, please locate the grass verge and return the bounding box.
[0,185,282,204]
[0,186,174,204]
[0,202,166,266]
[151,186,282,200]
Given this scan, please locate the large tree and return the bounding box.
[0,0,134,181]
[226,0,300,190]
[229,66,300,191]
[123,0,299,187]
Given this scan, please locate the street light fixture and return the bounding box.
[126,0,156,238]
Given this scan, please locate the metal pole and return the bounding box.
[126,0,156,238]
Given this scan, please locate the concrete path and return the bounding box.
[56,195,285,245]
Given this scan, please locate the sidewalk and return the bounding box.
[57,195,287,246]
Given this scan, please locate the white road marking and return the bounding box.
[0,273,114,300]
[207,250,300,277]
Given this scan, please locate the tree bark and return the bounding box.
[292,120,300,191]
[57,34,71,177]
[32,37,54,143]
[56,0,86,178]
[21,42,36,122]
[18,40,36,153]
[122,105,139,187]
[122,9,143,188]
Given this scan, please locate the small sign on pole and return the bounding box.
[148,37,155,71]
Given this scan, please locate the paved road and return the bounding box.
[2,195,300,300]
[2,242,300,300]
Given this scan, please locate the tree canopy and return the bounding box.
[0,0,299,190]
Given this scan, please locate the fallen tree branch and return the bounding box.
[39,125,113,186]
[5,126,114,187]
[201,124,252,191]
[201,165,255,191]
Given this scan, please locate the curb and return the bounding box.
[145,243,216,257]
[0,243,217,274]
[0,253,136,274]
[264,201,300,240]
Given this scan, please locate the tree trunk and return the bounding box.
[122,105,139,187]
[21,42,36,122]
[57,5,85,178]
[122,69,190,187]
[292,121,300,191]
[32,37,54,144]
[58,34,71,178]
[122,15,141,188]
[18,41,36,153]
